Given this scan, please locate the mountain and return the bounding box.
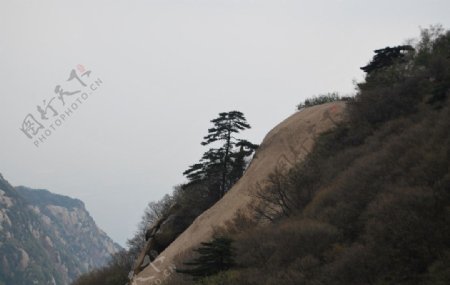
[132,28,450,285]
[74,27,450,285]
[0,174,121,285]
[131,102,347,284]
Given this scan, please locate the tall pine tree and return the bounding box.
[183,111,257,198]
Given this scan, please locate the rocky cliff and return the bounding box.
[131,101,346,285]
[0,174,121,285]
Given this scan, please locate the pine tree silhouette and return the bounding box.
[176,237,235,279]
[183,111,257,198]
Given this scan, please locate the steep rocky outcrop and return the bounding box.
[131,203,182,276]
[131,101,346,285]
[0,174,121,285]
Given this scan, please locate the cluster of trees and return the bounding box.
[71,111,256,285]
[165,26,450,285]
[73,25,450,285]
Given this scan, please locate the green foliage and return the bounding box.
[297,92,346,110]
[73,112,255,285]
[360,45,414,73]
[177,237,236,280]
[184,111,258,198]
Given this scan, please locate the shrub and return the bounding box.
[297,92,344,110]
[177,237,236,280]
[211,27,450,285]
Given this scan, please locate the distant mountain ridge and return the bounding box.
[15,186,84,209]
[0,173,121,285]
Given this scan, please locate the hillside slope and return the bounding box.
[132,101,346,284]
[0,174,121,285]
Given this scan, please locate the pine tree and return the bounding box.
[183,111,258,198]
[360,45,414,74]
[176,237,235,279]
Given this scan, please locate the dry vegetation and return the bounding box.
[166,26,450,285]
[72,26,450,285]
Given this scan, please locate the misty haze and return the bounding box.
[1,1,450,285]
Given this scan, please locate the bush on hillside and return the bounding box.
[190,26,450,285]
[297,92,350,110]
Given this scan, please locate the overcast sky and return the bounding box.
[1,0,449,246]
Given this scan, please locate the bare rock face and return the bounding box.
[132,102,347,285]
[0,175,121,285]
[132,204,183,276]
[154,214,186,248]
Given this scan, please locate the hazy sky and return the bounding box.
[1,0,449,246]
